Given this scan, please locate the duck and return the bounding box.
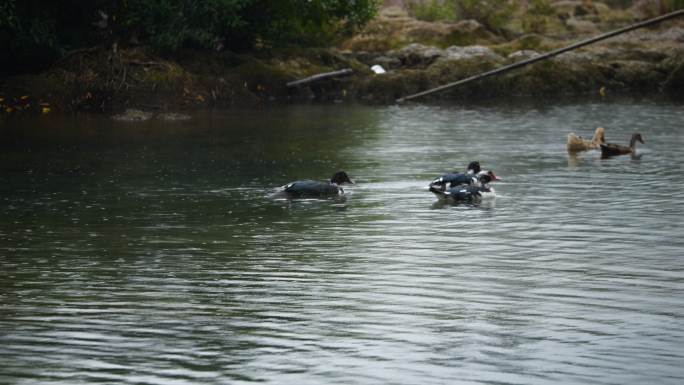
[600,132,644,158]
[429,173,497,202]
[567,127,605,153]
[274,171,354,198]
[429,161,481,190]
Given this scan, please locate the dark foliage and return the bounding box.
[0,0,379,75]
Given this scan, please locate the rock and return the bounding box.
[157,112,191,121]
[358,69,430,103]
[445,45,503,62]
[552,1,609,17]
[553,51,593,65]
[565,18,600,35]
[663,59,684,95]
[379,5,407,19]
[507,50,540,61]
[338,12,501,52]
[498,34,561,56]
[370,65,387,74]
[112,109,153,122]
[607,60,664,91]
[619,26,684,44]
[387,43,445,68]
[424,49,503,95]
[373,55,402,70]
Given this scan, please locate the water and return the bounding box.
[1,99,684,385]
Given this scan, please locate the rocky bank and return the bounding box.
[1,2,683,116]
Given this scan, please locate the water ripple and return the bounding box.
[2,101,684,384]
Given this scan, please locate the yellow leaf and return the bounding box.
[20,95,29,100]
[599,86,606,97]
[5,107,13,113]
[196,94,205,102]
[0,97,4,103]
[42,107,51,114]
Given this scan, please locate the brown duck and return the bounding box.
[566,127,605,153]
[600,132,644,157]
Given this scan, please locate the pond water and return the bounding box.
[1,99,684,385]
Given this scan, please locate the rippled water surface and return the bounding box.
[2,100,684,385]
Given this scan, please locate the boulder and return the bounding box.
[507,50,542,64]
[112,109,153,122]
[157,112,191,121]
[387,43,446,68]
[444,45,503,62]
[663,59,684,95]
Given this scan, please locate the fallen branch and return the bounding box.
[286,68,353,87]
[62,46,100,58]
[122,60,172,68]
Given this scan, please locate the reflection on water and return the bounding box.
[2,100,684,385]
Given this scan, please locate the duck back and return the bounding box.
[430,184,491,201]
[600,143,629,157]
[284,180,342,197]
[431,172,476,188]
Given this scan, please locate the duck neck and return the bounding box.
[629,135,639,149]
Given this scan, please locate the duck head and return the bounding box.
[478,170,501,182]
[330,171,354,185]
[467,161,481,174]
[631,132,644,146]
[478,174,495,186]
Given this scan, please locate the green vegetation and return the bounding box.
[406,0,683,35]
[0,0,379,75]
[406,0,515,31]
[521,0,555,34]
[406,0,457,22]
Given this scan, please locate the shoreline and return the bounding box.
[2,9,683,117]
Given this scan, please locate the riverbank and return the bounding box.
[2,4,683,116]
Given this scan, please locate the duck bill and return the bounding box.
[490,172,501,181]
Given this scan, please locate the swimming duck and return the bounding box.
[429,161,482,190]
[429,174,497,202]
[275,171,354,198]
[567,127,605,153]
[600,132,644,158]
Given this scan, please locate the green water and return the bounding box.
[1,101,684,384]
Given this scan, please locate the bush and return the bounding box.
[407,0,517,32]
[455,0,516,32]
[407,0,457,22]
[116,0,250,52]
[1,0,107,74]
[521,0,554,34]
[0,0,380,75]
